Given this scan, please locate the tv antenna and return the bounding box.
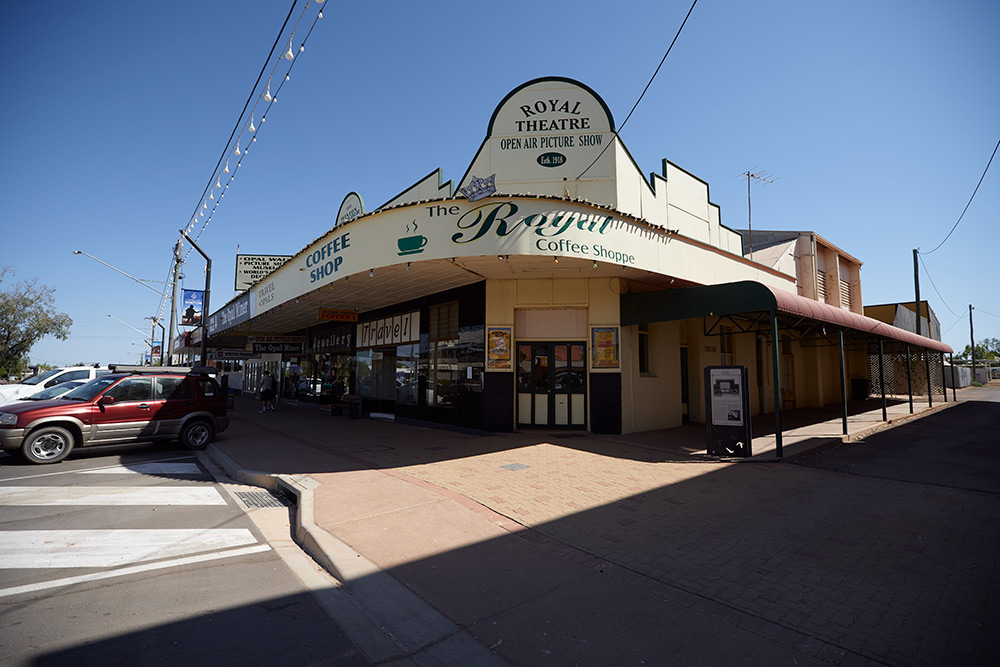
[736,168,777,261]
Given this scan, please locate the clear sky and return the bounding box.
[2,0,997,367]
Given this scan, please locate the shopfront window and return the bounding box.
[396,343,418,405]
[426,301,459,409]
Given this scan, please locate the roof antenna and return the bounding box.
[736,168,777,261]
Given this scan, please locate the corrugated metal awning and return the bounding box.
[620,281,952,353]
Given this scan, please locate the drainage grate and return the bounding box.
[500,463,530,471]
[236,490,291,509]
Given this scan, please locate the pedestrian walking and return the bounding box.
[259,370,276,413]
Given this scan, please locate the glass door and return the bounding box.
[517,342,586,428]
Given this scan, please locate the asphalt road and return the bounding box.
[0,444,367,666]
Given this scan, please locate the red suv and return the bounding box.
[0,366,229,464]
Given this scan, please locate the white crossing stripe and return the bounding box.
[0,486,227,506]
[0,529,259,568]
[0,544,272,598]
[77,462,203,475]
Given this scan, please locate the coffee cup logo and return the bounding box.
[397,234,427,256]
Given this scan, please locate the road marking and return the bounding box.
[0,486,227,505]
[0,456,197,483]
[0,544,272,599]
[77,462,203,475]
[0,528,258,568]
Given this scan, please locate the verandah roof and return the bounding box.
[620,280,952,354]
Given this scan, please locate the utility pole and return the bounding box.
[166,239,182,366]
[913,249,921,337]
[180,230,212,368]
[969,304,975,379]
[737,168,776,261]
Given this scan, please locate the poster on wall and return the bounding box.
[486,327,512,370]
[590,326,619,369]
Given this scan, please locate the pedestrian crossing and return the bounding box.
[0,455,272,598]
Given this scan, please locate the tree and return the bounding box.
[0,267,73,376]
[959,337,1000,361]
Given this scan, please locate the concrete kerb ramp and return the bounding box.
[203,443,505,666]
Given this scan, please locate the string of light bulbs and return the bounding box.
[181,0,327,262]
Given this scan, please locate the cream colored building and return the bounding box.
[207,77,951,452]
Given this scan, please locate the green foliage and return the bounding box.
[959,337,1000,361]
[0,267,72,376]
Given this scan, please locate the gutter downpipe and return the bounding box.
[771,309,783,459]
[838,328,848,435]
[878,338,887,422]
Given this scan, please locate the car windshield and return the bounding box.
[62,376,121,401]
[23,382,84,400]
[21,369,63,386]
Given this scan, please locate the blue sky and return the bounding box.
[2,0,997,367]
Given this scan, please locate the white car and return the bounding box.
[4,381,87,406]
[0,367,110,406]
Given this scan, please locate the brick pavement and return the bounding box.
[214,386,999,666]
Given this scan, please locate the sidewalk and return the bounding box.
[205,389,980,666]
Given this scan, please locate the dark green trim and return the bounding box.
[620,281,777,326]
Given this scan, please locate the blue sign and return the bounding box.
[181,289,204,326]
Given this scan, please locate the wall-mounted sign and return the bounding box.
[590,326,620,370]
[252,342,303,354]
[318,308,358,322]
[335,192,365,227]
[311,326,353,353]
[248,336,305,343]
[235,254,292,291]
[357,312,419,349]
[181,290,204,326]
[487,327,512,370]
[208,292,253,336]
[213,349,256,360]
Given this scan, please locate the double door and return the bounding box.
[517,342,586,428]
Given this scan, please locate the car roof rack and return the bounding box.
[108,365,215,376]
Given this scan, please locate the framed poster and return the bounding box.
[486,327,512,370]
[590,326,620,370]
[704,366,752,457]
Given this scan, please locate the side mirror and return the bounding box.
[98,395,116,406]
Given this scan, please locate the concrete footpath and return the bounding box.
[204,387,996,666]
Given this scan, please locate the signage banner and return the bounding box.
[357,312,419,348]
[208,291,253,336]
[235,254,292,292]
[252,342,303,354]
[335,192,365,227]
[318,308,358,322]
[213,349,256,360]
[311,326,353,353]
[181,290,204,326]
[248,335,306,343]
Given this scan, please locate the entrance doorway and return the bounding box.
[517,342,586,428]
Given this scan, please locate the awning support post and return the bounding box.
[905,344,914,414]
[771,310,783,459]
[878,338,887,422]
[838,328,848,435]
[940,352,947,403]
[924,349,933,408]
[950,353,957,401]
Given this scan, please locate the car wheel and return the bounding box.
[179,420,214,450]
[22,426,75,464]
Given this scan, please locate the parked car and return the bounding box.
[0,366,111,404]
[0,366,229,464]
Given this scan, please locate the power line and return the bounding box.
[922,137,1000,254]
[576,0,699,180]
[941,311,966,336]
[916,253,960,317]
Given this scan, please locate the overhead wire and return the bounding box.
[576,0,699,180]
[921,137,999,255]
[916,253,960,318]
